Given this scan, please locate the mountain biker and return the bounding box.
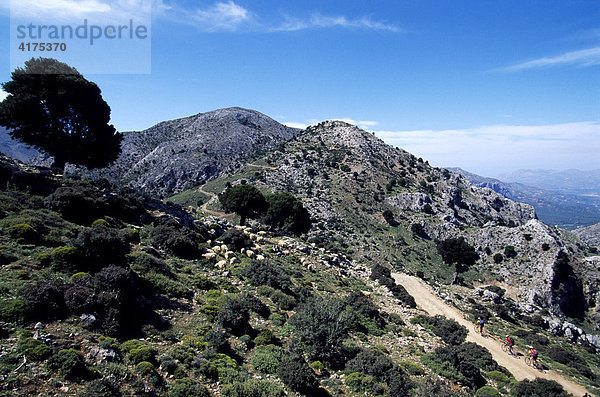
[527,345,538,366]
[476,317,485,335]
[505,334,514,355]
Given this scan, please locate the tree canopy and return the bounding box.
[219,184,267,226]
[0,58,122,171]
[437,237,479,283]
[262,192,311,235]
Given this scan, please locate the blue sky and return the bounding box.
[0,0,598,177]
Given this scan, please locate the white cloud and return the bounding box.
[8,0,153,22]
[374,122,600,176]
[0,89,8,102]
[272,13,401,33]
[188,1,250,32]
[283,122,309,129]
[496,46,600,72]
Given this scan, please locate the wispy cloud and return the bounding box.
[496,46,600,72]
[272,13,401,33]
[8,0,154,22]
[374,122,600,176]
[184,1,251,32]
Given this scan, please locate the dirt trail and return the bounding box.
[247,163,277,170]
[392,273,590,397]
[198,185,234,220]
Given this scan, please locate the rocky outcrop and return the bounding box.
[574,222,600,247]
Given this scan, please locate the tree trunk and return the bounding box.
[239,214,246,226]
[51,155,66,174]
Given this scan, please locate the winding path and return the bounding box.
[198,185,234,220]
[392,273,590,397]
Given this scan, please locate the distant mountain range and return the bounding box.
[0,126,39,163]
[451,168,600,230]
[497,169,600,196]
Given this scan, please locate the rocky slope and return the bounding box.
[199,121,599,328]
[70,107,300,197]
[453,168,600,229]
[574,222,600,248]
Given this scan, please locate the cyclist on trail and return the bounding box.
[528,345,538,366]
[505,334,515,355]
[477,317,485,335]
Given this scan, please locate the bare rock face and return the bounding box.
[574,222,600,248]
[71,107,300,197]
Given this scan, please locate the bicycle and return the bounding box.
[525,355,542,370]
[502,341,515,356]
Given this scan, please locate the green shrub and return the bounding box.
[510,378,569,397]
[244,260,291,291]
[73,225,130,271]
[135,361,155,375]
[150,224,200,258]
[0,298,29,323]
[81,379,122,397]
[47,348,88,380]
[50,245,79,273]
[253,329,276,346]
[128,346,155,365]
[17,337,52,361]
[217,229,251,251]
[8,223,39,243]
[476,386,501,397]
[251,344,285,374]
[421,353,467,384]
[493,253,503,263]
[221,379,285,397]
[71,272,91,280]
[345,372,378,393]
[129,251,172,276]
[289,296,354,363]
[192,275,216,290]
[415,376,466,397]
[504,245,517,258]
[486,370,510,384]
[423,315,468,345]
[91,219,110,227]
[167,378,210,397]
[277,356,318,393]
[270,290,297,310]
[400,360,425,375]
[34,252,51,267]
[144,272,191,298]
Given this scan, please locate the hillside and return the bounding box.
[2,153,600,396]
[68,107,300,197]
[192,121,598,321]
[574,223,600,248]
[452,168,600,229]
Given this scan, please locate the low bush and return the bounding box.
[510,378,569,397]
[135,361,155,375]
[150,224,200,259]
[277,355,318,393]
[270,290,297,310]
[221,379,285,397]
[47,348,89,380]
[428,315,468,345]
[73,225,130,271]
[217,229,251,251]
[50,245,79,273]
[7,223,39,243]
[0,298,29,323]
[17,337,52,361]
[129,251,172,276]
[81,379,122,397]
[433,342,501,388]
[251,344,285,374]
[21,280,67,321]
[414,376,467,397]
[167,378,211,397]
[475,386,501,397]
[253,329,276,346]
[243,260,291,291]
[345,372,379,394]
[400,360,425,375]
